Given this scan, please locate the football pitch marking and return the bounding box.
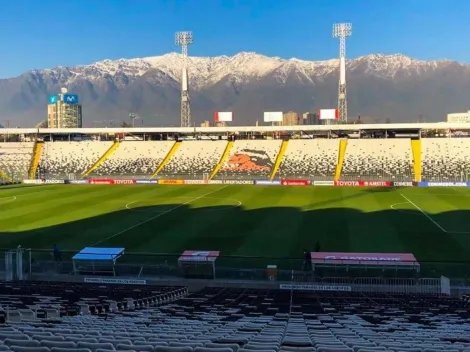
[125,196,242,213]
[0,196,16,205]
[90,186,229,246]
[399,193,470,234]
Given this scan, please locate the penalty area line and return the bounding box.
[400,193,447,233]
[89,185,228,246]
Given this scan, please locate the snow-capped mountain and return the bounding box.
[1,52,469,126]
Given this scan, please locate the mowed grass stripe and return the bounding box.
[90,185,229,250]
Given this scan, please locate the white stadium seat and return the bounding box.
[0,142,34,180]
[341,139,413,181]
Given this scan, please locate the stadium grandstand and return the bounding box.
[2,122,470,349]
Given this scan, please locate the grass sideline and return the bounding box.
[2,185,470,278]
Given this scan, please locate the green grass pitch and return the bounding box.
[2,184,470,278]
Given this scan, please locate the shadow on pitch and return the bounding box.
[1,202,470,277]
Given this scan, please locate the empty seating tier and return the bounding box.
[40,141,114,179]
[0,286,468,352]
[92,141,175,177]
[159,141,226,179]
[341,139,413,181]
[216,140,282,180]
[421,138,470,181]
[277,139,339,180]
[0,142,34,180]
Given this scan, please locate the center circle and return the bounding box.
[0,196,16,205]
[125,196,242,214]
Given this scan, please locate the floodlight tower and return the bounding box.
[175,31,194,128]
[333,23,352,124]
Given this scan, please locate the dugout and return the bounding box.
[178,250,220,279]
[311,252,420,277]
[72,247,125,276]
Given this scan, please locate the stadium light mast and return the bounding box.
[175,31,194,128]
[333,23,352,124]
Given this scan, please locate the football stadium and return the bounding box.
[1,123,470,349]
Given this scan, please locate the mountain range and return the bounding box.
[1,52,469,127]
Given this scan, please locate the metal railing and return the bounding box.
[15,249,470,284]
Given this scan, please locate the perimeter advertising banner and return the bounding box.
[88,179,115,184]
[184,180,208,184]
[279,284,351,292]
[254,180,281,185]
[178,250,220,262]
[159,179,184,185]
[311,252,419,267]
[334,180,390,187]
[135,179,159,184]
[390,181,415,187]
[23,179,65,184]
[281,179,310,186]
[418,181,469,187]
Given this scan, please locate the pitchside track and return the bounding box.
[2,185,470,277]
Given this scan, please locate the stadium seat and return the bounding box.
[421,138,470,181]
[277,139,339,180]
[216,140,282,180]
[93,141,175,177]
[158,141,226,179]
[340,139,413,181]
[40,141,114,179]
[0,142,34,180]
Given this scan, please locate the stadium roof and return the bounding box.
[0,122,467,135]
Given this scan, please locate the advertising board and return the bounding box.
[67,180,88,184]
[223,180,254,185]
[178,250,220,262]
[281,179,309,186]
[391,181,414,187]
[420,181,468,187]
[254,180,281,185]
[263,112,283,122]
[319,109,339,120]
[23,179,65,184]
[311,252,419,267]
[214,112,233,122]
[313,180,334,186]
[84,277,146,285]
[184,180,208,185]
[48,95,58,104]
[114,179,135,185]
[334,180,390,187]
[62,94,79,104]
[88,179,114,185]
[279,284,351,292]
[208,180,224,184]
[135,179,159,184]
[159,179,184,185]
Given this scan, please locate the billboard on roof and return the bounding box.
[263,112,283,122]
[319,109,339,120]
[214,112,233,122]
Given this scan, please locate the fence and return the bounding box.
[10,248,470,285]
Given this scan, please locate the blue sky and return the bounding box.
[0,0,468,78]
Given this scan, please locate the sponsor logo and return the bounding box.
[89,179,114,185]
[208,180,224,184]
[159,179,184,185]
[427,182,467,187]
[84,277,146,285]
[335,180,390,187]
[69,180,88,184]
[279,284,351,292]
[22,179,65,184]
[184,180,208,185]
[392,182,414,187]
[223,180,254,185]
[114,179,135,185]
[62,94,79,104]
[281,179,309,186]
[335,180,360,187]
[135,179,159,184]
[325,255,401,261]
[49,95,58,104]
[313,181,334,186]
[255,180,281,185]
